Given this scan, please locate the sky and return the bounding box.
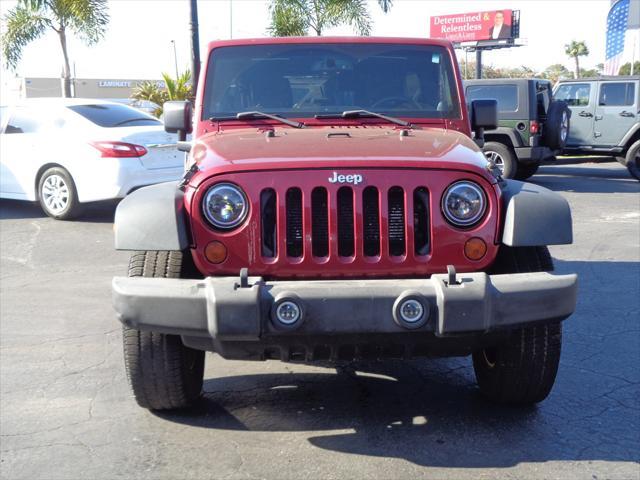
[1,0,638,101]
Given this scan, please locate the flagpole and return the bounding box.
[631,35,635,75]
[632,30,638,75]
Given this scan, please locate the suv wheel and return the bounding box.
[472,246,562,405]
[514,162,540,181]
[122,251,205,410]
[483,142,518,179]
[543,101,571,150]
[37,167,81,220]
[625,140,640,181]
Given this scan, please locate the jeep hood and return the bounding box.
[192,126,495,184]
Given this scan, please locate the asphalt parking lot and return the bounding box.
[1,159,639,480]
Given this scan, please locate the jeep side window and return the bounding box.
[598,82,635,106]
[554,83,591,107]
[466,85,518,112]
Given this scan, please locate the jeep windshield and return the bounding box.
[203,43,461,121]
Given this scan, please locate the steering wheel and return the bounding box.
[370,96,421,109]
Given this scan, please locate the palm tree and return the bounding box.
[2,0,109,97]
[131,70,192,118]
[269,0,392,36]
[564,40,589,79]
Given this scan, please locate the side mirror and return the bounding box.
[163,100,193,141]
[470,99,497,148]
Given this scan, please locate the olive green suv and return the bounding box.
[464,79,570,180]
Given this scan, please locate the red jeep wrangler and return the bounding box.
[112,37,577,410]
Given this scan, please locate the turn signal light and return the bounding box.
[464,237,487,261]
[204,241,228,264]
[90,141,148,158]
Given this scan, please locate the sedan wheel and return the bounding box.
[42,174,70,214]
[38,167,81,220]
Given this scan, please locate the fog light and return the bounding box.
[393,294,429,329]
[399,299,424,323]
[275,301,301,325]
[464,237,487,261]
[204,241,227,264]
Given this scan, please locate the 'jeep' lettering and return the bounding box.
[328,171,363,185]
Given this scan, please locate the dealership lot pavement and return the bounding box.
[1,160,639,480]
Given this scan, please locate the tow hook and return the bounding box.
[446,265,460,286]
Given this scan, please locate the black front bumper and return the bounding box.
[112,272,577,361]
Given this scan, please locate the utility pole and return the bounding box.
[475,49,482,79]
[170,40,179,78]
[189,0,201,94]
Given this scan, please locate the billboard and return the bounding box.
[430,10,514,43]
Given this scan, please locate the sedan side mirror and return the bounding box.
[470,99,497,148]
[163,100,193,141]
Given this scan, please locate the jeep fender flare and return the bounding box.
[500,179,573,246]
[484,127,526,149]
[619,123,640,151]
[114,182,190,251]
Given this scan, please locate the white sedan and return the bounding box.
[0,98,184,219]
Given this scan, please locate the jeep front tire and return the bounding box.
[472,246,562,405]
[122,251,205,410]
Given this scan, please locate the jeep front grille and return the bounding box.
[311,187,329,257]
[260,184,430,261]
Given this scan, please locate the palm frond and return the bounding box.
[268,0,308,36]
[59,0,109,44]
[1,3,50,69]
[377,0,392,13]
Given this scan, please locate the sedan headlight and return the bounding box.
[442,181,486,227]
[202,183,249,229]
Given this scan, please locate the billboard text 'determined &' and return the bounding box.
[430,10,514,43]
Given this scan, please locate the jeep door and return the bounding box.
[553,81,596,146]
[594,80,638,147]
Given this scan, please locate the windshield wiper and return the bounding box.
[315,110,411,127]
[210,111,304,128]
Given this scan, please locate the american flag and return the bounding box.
[605,0,630,75]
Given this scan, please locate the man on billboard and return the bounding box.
[488,11,512,39]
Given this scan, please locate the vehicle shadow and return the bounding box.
[0,199,47,220]
[0,199,118,223]
[533,162,638,194]
[155,259,640,468]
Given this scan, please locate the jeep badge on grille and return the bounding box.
[328,171,363,185]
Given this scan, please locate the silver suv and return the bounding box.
[554,75,639,179]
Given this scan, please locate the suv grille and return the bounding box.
[260,184,431,261]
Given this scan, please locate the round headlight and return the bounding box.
[442,181,486,227]
[202,183,249,229]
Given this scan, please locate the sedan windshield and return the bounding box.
[203,43,460,120]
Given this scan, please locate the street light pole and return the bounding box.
[189,0,201,95]
[170,40,179,78]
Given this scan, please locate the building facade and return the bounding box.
[20,77,165,99]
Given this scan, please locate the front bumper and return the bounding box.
[112,271,577,359]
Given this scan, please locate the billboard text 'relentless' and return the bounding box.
[430,10,513,43]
